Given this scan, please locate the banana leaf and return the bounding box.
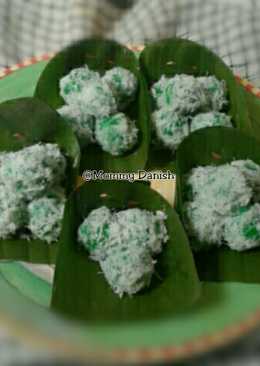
[0,97,80,264]
[243,83,260,141]
[0,240,58,264]
[176,126,260,283]
[35,39,150,173]
[51,181,200,323]
[140,37,252,169]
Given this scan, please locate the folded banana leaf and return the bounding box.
[51,181,200,323]
[242,83,260,140]
[176,126,260,283]
[0,240,58,264]
[0,97,80,264]
[35,39,150,173]
[140,37,252,169]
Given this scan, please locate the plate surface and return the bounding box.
[1,60,260,364]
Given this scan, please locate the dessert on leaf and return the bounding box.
[58,64,139,156]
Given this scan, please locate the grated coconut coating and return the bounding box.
[75,79,117,118]
[102,67,138,108]
[198,76,228,111]
[78,207,168,297]
[100,245,154,297]
[60,65,99,105]
[0,143,67,242]
[190,112,232,133]
[151,74,208,114]
[28,196,65,244]
[152,109,189,151]
[95,113,138,156]
[59,65,140,156]
[114,208,168,254]
[184,201,225,249]
[186,165,252,217]
[78,206,112,261]
[150,74,231,151]
[0,184,27,239]
[0,143,66,201]
[184,160,260,251]
[184,165,217,200]
[224,204,260,251]
[231,160,260,201]
[57,104,95,146]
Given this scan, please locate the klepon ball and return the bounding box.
[58,104,95,146]
[152,109,189,151]
[95,113,138,156]
[151,74,208,114]
[60,65,99,105]
[190,112,232,133]
[103,67,138,108]
[28,196,65,244]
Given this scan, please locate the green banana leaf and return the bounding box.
[35,39,150,173]
[0,97,80,264]
[176,126,260,283]
[0,240,58,264]
[140,37,252,170]
[51,181,200,323]
[243,83,260,140]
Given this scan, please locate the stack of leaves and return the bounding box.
[58,65,139,156]
[78,206,168,297]
[151,74,232,152]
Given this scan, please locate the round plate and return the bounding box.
[1,58,260,364]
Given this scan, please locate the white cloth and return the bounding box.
[0,0,260,84]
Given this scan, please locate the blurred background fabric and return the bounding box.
[1,0,260,85]
[1,0,260,365]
